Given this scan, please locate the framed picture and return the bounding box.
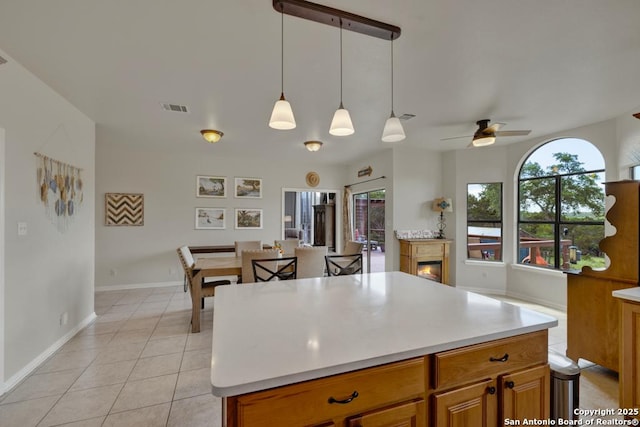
[235,208,263,229]
[105,193,144,226]
[195,207,226,230]
[234,177,262,198]
[196,176,227,198]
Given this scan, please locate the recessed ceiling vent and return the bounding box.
[161,103,189,113]
[398,113,415,121]
[0,56,7,66]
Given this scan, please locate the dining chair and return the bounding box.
[240,249,281,283]
[325,253,363,276]
[235,240,263,256]
[177,245,231,309]
[344,240,364,254]
[274,239,300,255]
[252,256,297,282]
[295,246,328,278]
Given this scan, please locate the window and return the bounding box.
[518,138,605,270]
[630,164,640,180]
[467,183,502,261]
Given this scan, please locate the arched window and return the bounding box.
[518,138,605,271]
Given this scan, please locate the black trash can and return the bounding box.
[549,350,580,421]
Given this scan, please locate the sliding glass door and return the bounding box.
[353,189,386,273]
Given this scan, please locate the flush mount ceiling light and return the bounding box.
[304,140,323,151]
[200,129,224,143]
[381,39,405,142]
[269,6,296,130]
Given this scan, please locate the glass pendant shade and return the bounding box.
[269,94,296,130]
[329,104,354,136]
[472,135,496,147]
[381,113,405,142]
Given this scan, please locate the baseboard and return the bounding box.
[505,290,566,312]
[1,312,97,396]
[457,286,505,296]
[95,281,182,292]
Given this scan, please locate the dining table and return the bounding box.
[191,255,242,333]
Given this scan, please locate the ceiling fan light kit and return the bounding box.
[271,0,402,140]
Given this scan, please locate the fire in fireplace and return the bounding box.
[417,261,442,283]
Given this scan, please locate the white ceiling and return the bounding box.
[1,0,639,165]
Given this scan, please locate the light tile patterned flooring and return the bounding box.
[0,286,621,426]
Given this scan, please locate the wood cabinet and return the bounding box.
[619,298,640,420]
[399,239,451,285]
[567,180,639,371]
[431,330,550,427]
[224,330,549,427]
[314,204,335,250]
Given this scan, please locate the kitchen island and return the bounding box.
[211,272,557,426]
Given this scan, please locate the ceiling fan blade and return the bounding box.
[486,123,504,133]
[495,130,531,137]
[633,112,640,120]
[440,135,472,141]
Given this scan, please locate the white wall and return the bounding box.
[94,138,347,289]
[616,105,640,177]
[447,118,622,309]
[0,49,95,386]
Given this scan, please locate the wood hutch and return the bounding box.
[313,204,335,251]
[566,180,639,372]
[399,239,451,285]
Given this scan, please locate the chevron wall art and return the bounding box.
[105,193,144,226]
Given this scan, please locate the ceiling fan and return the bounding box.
[633,112,640,120]
[442,119,532,147]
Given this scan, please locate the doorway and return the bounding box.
[282,189,338,251]
[353,189,385,273]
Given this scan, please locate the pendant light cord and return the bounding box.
[390,38,394,115]
[280,8,284,95]
[339,18,343,107]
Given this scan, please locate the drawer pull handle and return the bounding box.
[487,386,496,395]
[505,381,515,389]
[489,353,509,362]
[328,391,359,404]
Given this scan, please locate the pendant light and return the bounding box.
[329,19,354,136]
[381,39,405,142]
[269,7,296,130]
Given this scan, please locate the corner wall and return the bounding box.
[0,49,95,386]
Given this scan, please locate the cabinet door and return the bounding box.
[501,364,550,421]
[432,379,497,427]
[347,399,425,427]
[620,301,640,416]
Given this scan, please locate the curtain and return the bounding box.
[342,186,353,250]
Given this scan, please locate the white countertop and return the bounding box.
[613,286,640,303]
[211,271,557,397]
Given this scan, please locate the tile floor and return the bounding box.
[0,286,621,426]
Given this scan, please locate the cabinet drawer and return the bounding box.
[235,358,425,427]
[432,330,547,389]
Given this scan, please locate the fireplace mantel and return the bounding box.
[398,239,451,285]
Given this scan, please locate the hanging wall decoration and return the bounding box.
[34,152,84,232]
[105,193,144,226]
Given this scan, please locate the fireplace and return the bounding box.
[417,261,442,283]
[399,239,451,285]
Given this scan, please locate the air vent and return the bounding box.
[161,103,189,113]
[398,113,415,121]
[0,56,7,66]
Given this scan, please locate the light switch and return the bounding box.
[17,222,27,236]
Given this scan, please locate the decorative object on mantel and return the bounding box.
[200,129,223,143]
[304,140,323,152]
[105,193,144,226]
[394,230,436,240]
[357,166,373,177]
[306,171,320,187]
[432,197,453,239]
[34,152,84,233]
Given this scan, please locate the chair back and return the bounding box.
[235,240,262,256]
[241,249,281,283]
[274,239,300,255]
[344,240,364,254]
[177,245,195,281]
[295,246,328,278]
[325,253,363,276]
[252,257,297,282]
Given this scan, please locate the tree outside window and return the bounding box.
[467,183,503,261]
[518,139,605,270]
